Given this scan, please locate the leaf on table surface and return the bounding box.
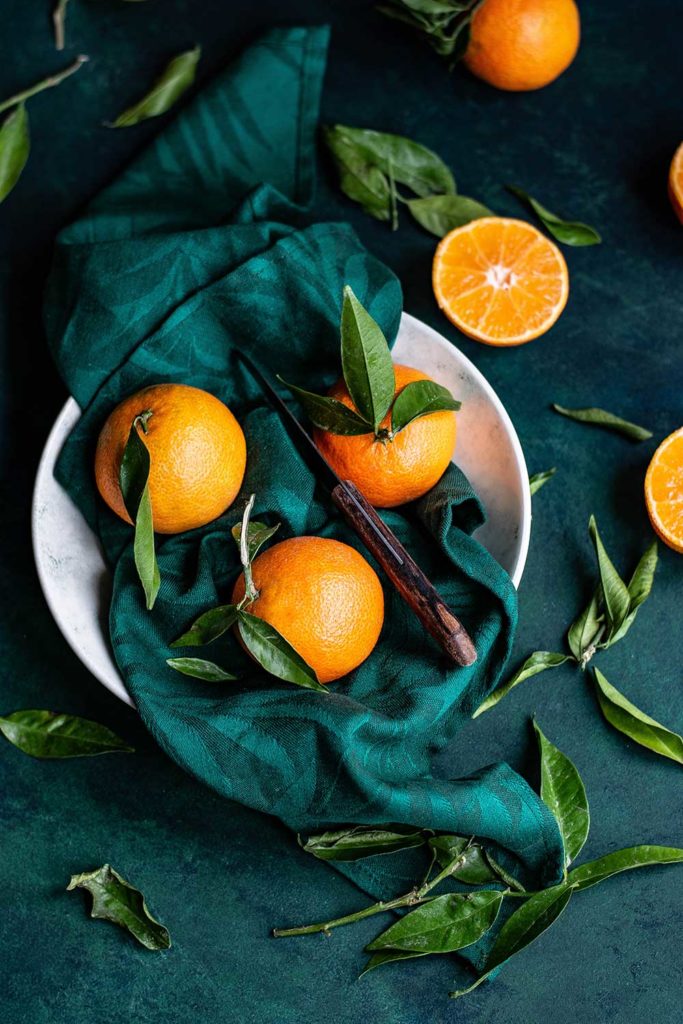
[529,468,556,496]
[340,286,395,432]
[568,845,683,891]
[322,126,392,221]
[166,657,237,682]
[360,947,431,976]
[325,124,455,198]
[587,516,630,637]
[473,652,570,717]
[552,404,652,442]
[109,46,201,128]
[67,865,170,950]
[170,605,239,647]
[594,668,683,765]
[119,415,160,610]
[0,104,29,204]
[237,612,326,692]
[0,710,133,758]
[567,588,603,666]
[507,185,601,246]
[278,378,372,435]
[300,824,427,861]
[534,720,589,868]
[391,379,460,433]
[367,890,503,954]
[378,1,482,62]
[605,538,659,647]
[407,194,492,237]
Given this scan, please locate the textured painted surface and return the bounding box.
[0,1,681,1022]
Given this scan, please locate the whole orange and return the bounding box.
[464,0,580,92]
[231,537,384,683]
[313,365,457,508]
[95,383,246,534]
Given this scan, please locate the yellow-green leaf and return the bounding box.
[110,46,201,128]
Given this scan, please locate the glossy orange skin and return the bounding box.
[465,0,580,92]
[95,383,246,535]
[644,427,683,554]
[668,143,683,225]
[312,365,457,508]
[232,537,384,683]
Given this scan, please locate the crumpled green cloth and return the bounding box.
[45,26,563,914]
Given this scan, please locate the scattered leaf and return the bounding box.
[529,468,556,496]
[67,865,170,950]
[594,668,683,765]
[534,720,589,868]
[378,0,482,61]
[552,404,652,442]
[170,605,239,647]
[407,194,492,237]
[230,521,280,562]
[588,516,630,637]
[341,286,395,432]
[605,539,659,647]
[473,652,569,717]
[166,657,236,682]
[300,825,426,861]
[109,46,201,127]
[390,379,460,433]
[568,845,683,892]
[507,185,601,246]
[237,611,326,692]
[278,378,372,435]
[323,127,392,221]
[567,588,603,667]
[0,710,133,758]
[367,890,503,954]
[0,104,29,204]
[119,415,160,610]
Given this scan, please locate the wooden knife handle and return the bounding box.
[331,481,477,667]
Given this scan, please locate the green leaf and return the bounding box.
[567,588,603,666]
[325,124,455,198]
[67,865,170,950]
[109,46,201,128]
[450,883,574,998]
[552,404,652,442]
[0,710,133,759]
[594,668,683,765]
[529,468,556,496]
[230,521,281,562]
[237,611,326,692]
[300,825,427,861]
[534,720,589,868]
[378,1,481,60]
[507,185,601,246]
[119,416,160,611]
[568,845,683,892]
[407,194,492,237]
[322,127,392,221]
[360,947,430,976]
[367,890,503,954]
[390,380,460,434]
[170,605,239,647]
[627,539,658,611]
[340,286,396,431]
[278,378,372,435]
[588,516,630,636]
[429,836,498,885]
[166,657,236,682]
[473,652,569,717]
[0,104,29,204]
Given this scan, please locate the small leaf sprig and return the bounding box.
[67,865,170,950]
[377,0,483,65]
[167,495,325,692]
[108,46,201,128]
[0,710,133,758]
[280,285,460,440]
[529,468,556,496]
[274,723,683,996]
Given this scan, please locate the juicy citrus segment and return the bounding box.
[645,427,683,553]
[231,537,384,683]
[432,217,569,346]
[668,143,683,224]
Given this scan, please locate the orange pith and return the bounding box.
[312,364,457,508]
[432,217,569,346]
[668,143,683,224]
[464,0,580,92]
[95,383,246,535]
[231,536,385,683]
[644,427,683,554]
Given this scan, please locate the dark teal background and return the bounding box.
[1,1,681,1022]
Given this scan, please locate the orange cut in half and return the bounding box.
[644,426,683,553]
[432,217,569,346]
[668,142,683,224]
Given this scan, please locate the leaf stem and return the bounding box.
[53,0,70,51]
[0,55,88,115]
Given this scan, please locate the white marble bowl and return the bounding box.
[32,313,531,708]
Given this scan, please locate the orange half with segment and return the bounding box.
[645,427,683,553]
[668,142,683,224]
[432,217,569,346]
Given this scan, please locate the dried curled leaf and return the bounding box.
[67,865,170,949]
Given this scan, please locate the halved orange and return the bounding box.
[668,143,683,224]
[645,427,683,553]
[432,217,569,346]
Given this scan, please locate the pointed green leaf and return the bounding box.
[588,516,630,635]
[627,539,658,610]
[300,825,426,861]
[507,185,601,246]
[360,947,430,976]
[166,657,236,682]
[325,124,455,198]
[534,720,589,868]
[322,127,391,221]
[367,890,503,954]
[341,286,396,431]
[119,417,160,610]
[230,521,281,562]
[378,1,481,60]
[110,46,201,127]
[594,668,683,765]
[407,194,492,237]
[67,865,170,950]
[170,605,239,647]
[237,611,326,692]
[429,836,498,885]
[450,883,574,997]
[567,588,603,666]
[278,378,372,434]
[552,404,652,442]
[568,845,683,892]
[0,104,29,203]
[473,652,569,717]
[529,468,556,496]
[390,380,460,434]
[0,710,133,758]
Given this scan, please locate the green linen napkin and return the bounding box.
[45,25,563,933]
